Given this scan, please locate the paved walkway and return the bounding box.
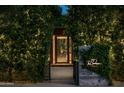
[49,66,75,86]
[0,82,76,87]
[1,81,124,87]
[112,81,124,87]
[51,67,73,80]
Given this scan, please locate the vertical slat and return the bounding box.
[55,35,57,64]
[50,36,53,64]
[73,61,79,85]
[67,36,69,63]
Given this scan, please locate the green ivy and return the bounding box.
[0,6,61,82]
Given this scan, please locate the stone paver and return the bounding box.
[51,67,73,80]
[112,81,124,87]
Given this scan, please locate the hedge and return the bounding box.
[0,6,60,82]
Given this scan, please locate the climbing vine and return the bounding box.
[67,6,124,81]
[0,6,61,82]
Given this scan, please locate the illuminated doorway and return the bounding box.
[51,28,73,65]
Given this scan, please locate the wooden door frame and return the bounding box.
[55,35,70,64]
[51,35,73,65]
[50,28,73,65]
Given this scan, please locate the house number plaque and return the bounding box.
[87,59,101,67]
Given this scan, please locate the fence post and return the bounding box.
[73,61,79,85]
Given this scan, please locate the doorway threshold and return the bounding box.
[51,64,73,67]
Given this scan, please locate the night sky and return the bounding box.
[60,5,68,15]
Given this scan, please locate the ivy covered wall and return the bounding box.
[67,6,124,81]
[0,5,124,82]
[0,6,61,82]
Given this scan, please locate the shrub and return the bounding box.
[0,6,61,82]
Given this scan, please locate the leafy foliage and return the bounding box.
[0,5,124,82]
[0,6,61,82]
[67,6,124,81]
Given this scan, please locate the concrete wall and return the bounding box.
[78,46,109,86]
